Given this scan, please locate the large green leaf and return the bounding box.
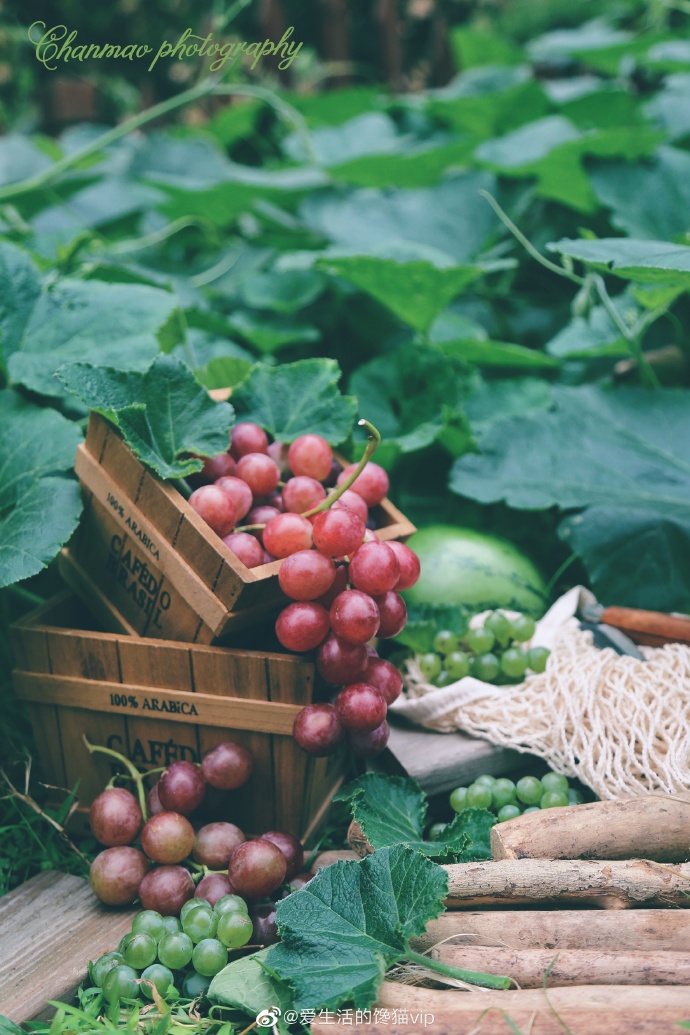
[430,78,550,138]
[0,242,178,397]
[57,355,234,479]
[209,949,292,1033]
[0,390,83,588]
[645,73,690,141]
[330,138,475,189]
[267,845,448,1012]
[231,359,356,445]
[548,237,690,286]
[227,310,321,354]
[589,147,690,240]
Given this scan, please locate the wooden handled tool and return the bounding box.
[580,602,690,647]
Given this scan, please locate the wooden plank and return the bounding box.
[59,548,139,636]
[13,671,304,734]
[266,653,315,835]
[10,621,67,790]
[0,871,135,1023]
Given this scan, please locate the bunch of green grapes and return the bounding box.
[418,610,550,687]
[89,895,254,1005]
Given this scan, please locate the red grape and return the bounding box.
[316,633,367,684]
[90,847,149,906]
[215,476,253,521]
[275,602,330,652]
[283,872,312,894]
[373,591,407,638]
[158,761,205,815]
[266,492,285,512]
[330,590,380,645]
[189,486,237,537]
[259,831,304,881]
[387,541,421,590]
[312,508,365,558]
[336,462,389,506]
[247,505,281,527]
[194,873,236,906]
[147,783,164,817]
[236,453,280,497]
[278,550,336,601]
[335,683,387,733]
[141,812,195,865]
[193,822,246,869]
[201,452,236,482]
[292,703,344,756]
[228,840,287,899]
[315,563,349,609]
[201,742,254,790]
[349,541,400,596]
[230,422,268,459]
[89,787,143,846]
[222,531,265,568]
[287,435,333,481]
[331,489,368,524]
[263,513,313,557]
[348,720,390,758]
[362,656,403,705]
[282,476,326,513]
[139,865,195,916]
[250,903,279,946]
[267,441,290,476]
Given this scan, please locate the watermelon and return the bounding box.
[402,525,548,617]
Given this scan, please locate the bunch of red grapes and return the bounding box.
[89,744,305,928]
[192,421,421,762]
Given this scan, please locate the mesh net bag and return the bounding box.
[389,587,690,800]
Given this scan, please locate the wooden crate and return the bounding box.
[11,592,348,842]
[68,412,416,644]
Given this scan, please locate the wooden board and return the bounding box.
[0,871,135,1023]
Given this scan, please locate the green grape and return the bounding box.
[515,775,543,806]
[419,652,442,680]
[158,931,194,970]
[192,939,228,977]
[500,648,528,680]
[511,614,536,642]
[140,964,174,1000]
[446,651,470,679]
[523,806,541,814]
[427,822,447,841]
[91,951,124,988]
[102,965,140,1004]
[465,627,495,654]
[466,783,493,809]
[435,670,456,687]
[491,778,517,810]
[567,788,584,805]
[484,611,512,647]
[433,630,458,655]
[118,932,135,954]
[181,899,212,922]
[183,908,218,944]
[541,790,569,809]
[449,787,468,812]
[214,894,249,918]
[132,910,166,942]
[527,646,550,673]
[474,774,496,787]
[125,933,158,970]
[471,653,500,682]
[497,804,521,822]
[161,915,182,934]
[217,910,253,949]
[541,771,569,795]
[182,971,212,998]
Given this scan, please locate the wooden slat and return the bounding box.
[13,671,303,734]
[10,620,67,790]
[0,871,135,1023]
[266,653,316,834]
[98,418,146,500]
[59,548,139,636]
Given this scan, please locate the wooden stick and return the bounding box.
[311,850,360,870]
[443,858,690,909]
[313,1010,690,1035]
[412,908,690,952]
[432,944,690,986]
[491,796,690,862]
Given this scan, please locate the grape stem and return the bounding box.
[405,947,512,990]
[302,419,382,518]
[82,736,149,822]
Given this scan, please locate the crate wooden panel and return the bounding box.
[68,412,416,643]
[11,593,349,841]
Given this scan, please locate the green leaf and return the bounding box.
[0,242,178,398]
[316,256,490,334]
[545,296,637,359]
[430,78,550,139]
[330,138,476,189]
[335,773,494,862]
[227,310,321,354]
[450,26,525,68]
[284,112,402,166]
[0,390,83,588]
[196,356,253,391]
[267,845,448,1012]
[238,269,327,313]
[464,377,554,438]
[548,237,690,287]
[645,73,690,142]
[394,600,471,653]
[438,337,560,369]
[589,147,690,240]
[208,949,292,1032]
[57,355,234,479]
[231,359,357,445]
